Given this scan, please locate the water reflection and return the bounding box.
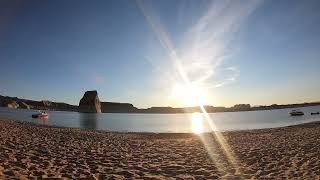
[191,112,204,134]
[79,113,97,130]
[35,116,50,126]
[1,106,320,132]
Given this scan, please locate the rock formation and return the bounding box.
[0,96,19,109]
[42,100,52,107]
[18,102,30,109]
[0,95,78,111]
[7,101,19,109]
[79,90,101,113]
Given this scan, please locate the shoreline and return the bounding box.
[1,118,320,179]
[1,100,320,114]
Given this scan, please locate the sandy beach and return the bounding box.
[0,118,319,179]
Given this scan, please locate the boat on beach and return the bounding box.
[32,111,49,119]
[289,109,304,116]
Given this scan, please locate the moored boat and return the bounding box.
[289,110,304,116]
[311,112,320,115]
[32,111,49,118]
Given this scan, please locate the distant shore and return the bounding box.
[0,118,319,179]
[1,94,320,114]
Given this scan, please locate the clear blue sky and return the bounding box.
[1,0,320,108]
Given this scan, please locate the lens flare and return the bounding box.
[137,0,261,176]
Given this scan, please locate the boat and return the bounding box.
[289,109,304,116]
[311,112,320,115]
[32,111,49,118]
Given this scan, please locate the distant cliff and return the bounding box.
[101,102,137,113]
[0,95,78,111]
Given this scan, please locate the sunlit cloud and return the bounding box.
[214,67,240,88]
[176,0,259,88]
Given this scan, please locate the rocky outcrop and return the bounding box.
[79,91,101,113]
[30,100,78,111]
[0,96,19,109]
[232,104,251,111]
[0,95,78,111]
[42,100,52,107]
[7,101,19,109]
[18,102,30,109]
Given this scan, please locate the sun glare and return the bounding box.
[173,84,208,107]
[191,112,204,134]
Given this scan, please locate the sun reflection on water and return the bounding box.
[191,112,204,134]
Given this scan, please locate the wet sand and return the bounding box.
[0,118,319,179]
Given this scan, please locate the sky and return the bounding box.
[0,0,320,108]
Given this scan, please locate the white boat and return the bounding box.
[32,111,49,118]
[289,109,304,116]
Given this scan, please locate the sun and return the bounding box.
[173,84,208,107]
[191,112,204,134]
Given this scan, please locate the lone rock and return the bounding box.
[79,90,101,113]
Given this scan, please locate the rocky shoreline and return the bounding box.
[0,118,320,179]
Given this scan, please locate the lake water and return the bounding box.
[0,106,320,133]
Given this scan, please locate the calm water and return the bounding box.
[0,106,320,133]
